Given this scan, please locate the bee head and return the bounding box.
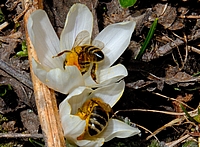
[94,51,104,62]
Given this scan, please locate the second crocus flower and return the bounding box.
[59,81,140,147]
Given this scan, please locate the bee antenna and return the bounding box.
[52,50,71,58]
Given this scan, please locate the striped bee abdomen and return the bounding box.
[76,98,112,140]
[87,106,109,136]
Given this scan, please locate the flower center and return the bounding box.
[76,97,113,140]
[65,47,81,70]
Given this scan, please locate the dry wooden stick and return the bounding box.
[23,0,65,146]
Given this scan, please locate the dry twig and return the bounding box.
[0,59,33,89]
[165,134,190,147]
[146,117,185,140]
[0,133,43,138]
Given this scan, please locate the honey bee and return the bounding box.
[53,31,104,83]
[76,98,113,140]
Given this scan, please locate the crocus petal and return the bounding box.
[99,119,140,142]
[66,86,93,115]
[60,3,93,51]
[59,97,71,115]
[93,21,136,68]
[71,137,104,147]
[32,58,84,94]
[27,10,63,69]
[59,91,86,137]
[84,64,128,87]
[89,80,125,107]
[61,114,86,137]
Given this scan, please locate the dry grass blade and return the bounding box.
[165,134,190,147]
[146,117,185,140]
[23,0,65,146]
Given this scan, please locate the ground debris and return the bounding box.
[126,65,199,91]
[2,121,18,133]
[150,3,177,29]
[172,93,193,113]
[164,66,198,86]
[20,109,40,134]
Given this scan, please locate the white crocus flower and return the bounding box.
[27,3,136,94]
[59,80,140,147]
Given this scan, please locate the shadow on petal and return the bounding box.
[84,64,128,88]
[89,80,125,107]
[99,119,140,142]
[32,58,84,94]
[67,87,93,115]
[61,114,86,137]
[27,10,62,68]
[71,137,105,147]
[60,3,93,51]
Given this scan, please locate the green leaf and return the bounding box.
[174,87,181,91]
[119,0,137,8]
[29,138,44,147]
[0,85,12,96]
[14,22,21,32]
[21,41,27,51]
[0,8,5,23]
[136,18,158,59]
[180,104,197,123]
[0,114,8,123]
[182,140,198,147]
[148,139,162,147]
[192,71,200,77]
[16,41,28,57]
[193,114,200,123]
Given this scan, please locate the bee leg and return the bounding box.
[52,50,71,58]
[63,60,66,70]
[91,63,98,83]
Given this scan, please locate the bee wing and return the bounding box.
[73,30,90,47]
[92,40,104,50]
